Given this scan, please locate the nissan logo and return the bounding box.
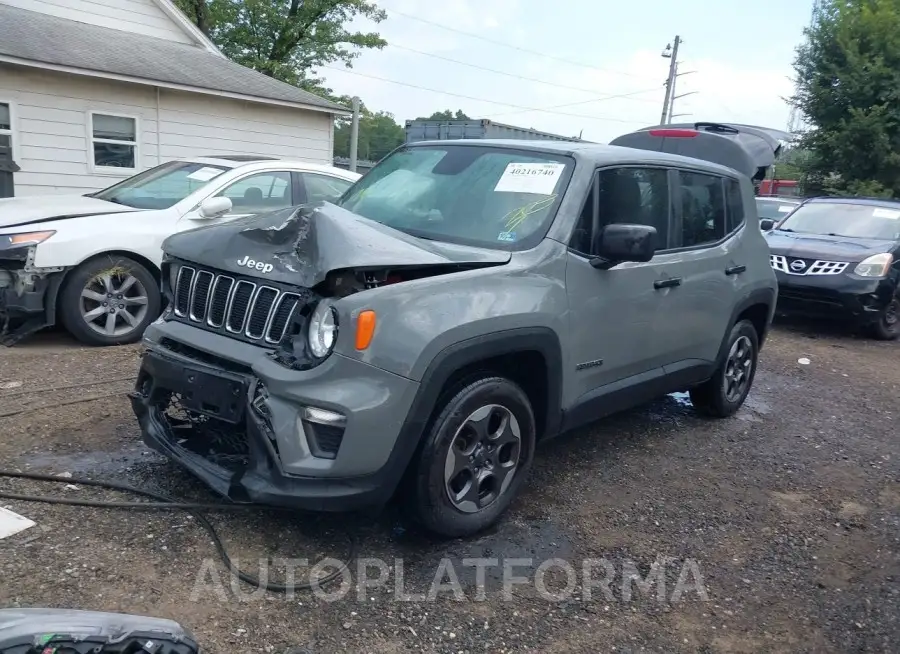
[789,259,807,272]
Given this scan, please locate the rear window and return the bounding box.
[755,199,798,220]
[338,145,573,249]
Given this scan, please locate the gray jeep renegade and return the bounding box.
[130,122,781,537]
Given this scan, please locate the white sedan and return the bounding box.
[0,156,361,346]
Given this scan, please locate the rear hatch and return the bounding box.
[609,122,790,181]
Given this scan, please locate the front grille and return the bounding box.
[170,262,312,346]
[770,254,849,276]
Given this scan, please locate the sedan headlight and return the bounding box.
[1,230,56,250]
[308,300,338,358]
[853,252,893,277]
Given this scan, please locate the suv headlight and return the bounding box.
[1,230,56,250]
[308,300,338,358]
[853,253,893,277]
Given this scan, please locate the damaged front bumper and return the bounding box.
[129,321,421,512]
[0,245,66,345]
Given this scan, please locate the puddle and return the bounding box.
[22,442,165,477]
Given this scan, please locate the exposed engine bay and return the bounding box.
[0,245,66,346]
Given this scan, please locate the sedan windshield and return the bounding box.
[756,199,798,220]
[90,161,229,210]
[776,201,900,240]
[338,145,573,249]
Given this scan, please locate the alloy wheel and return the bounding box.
[723,335,754,403]
[79,271,149,337]
[444,404,522,513]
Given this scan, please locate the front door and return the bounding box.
[564,165,681,420]
[180,170,296,228]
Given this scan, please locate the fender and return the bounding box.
[714,286,776,367]
[371,327,565,498]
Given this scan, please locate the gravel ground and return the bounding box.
[0,323,897,654]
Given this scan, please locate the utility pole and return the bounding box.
[349,96,360,172]
[660,35,681,124]
[667,63,697,123]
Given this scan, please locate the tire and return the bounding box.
[689,319,759,418]
[870,297,900,341]
[59,254,161,346]
[405,376,536,538]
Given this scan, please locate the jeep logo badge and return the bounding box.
[789,259,807,272]
[237,255,274,274]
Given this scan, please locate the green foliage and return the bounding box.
[175,0,386,96]
[333,101,405,161]
[419,110,472,120]
[792,0,900,197]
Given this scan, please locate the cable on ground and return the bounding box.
[0,469,357,593]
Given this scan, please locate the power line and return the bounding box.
[488,87,664,118]
[379,5,660,81]
[320,65,652,124]
[386,43,660,103]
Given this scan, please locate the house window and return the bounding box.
[0,102,12,154]
[90,113,137,170]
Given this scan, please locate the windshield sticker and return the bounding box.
[494,162,565,195]
[497,231,516,242]
[872,207,900,219]
[778,205,794,212]
[187,167,223,182]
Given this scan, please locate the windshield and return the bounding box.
[91,161,230,210]
[776,201,900,240]
[756,199,798,220]
[337,145,573,249]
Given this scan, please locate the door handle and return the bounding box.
[725,265,747,276]
[653,277,682,289]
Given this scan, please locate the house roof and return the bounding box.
[0,4,349,115]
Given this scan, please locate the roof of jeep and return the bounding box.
[406,138,741,177]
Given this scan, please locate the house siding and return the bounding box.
[2,0,195,44]
[0,65,333,196]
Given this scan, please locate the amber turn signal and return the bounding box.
[355,310,376,350]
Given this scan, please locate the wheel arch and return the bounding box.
[73,250,162,285]
[715,286,775,367]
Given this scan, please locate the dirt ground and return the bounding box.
[0,321,897,654]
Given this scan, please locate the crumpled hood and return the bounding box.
[765,229,895,262]
[162,202,511,287]
[0,194,141,229]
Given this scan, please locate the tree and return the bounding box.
[333,101,405,161]
[792,0,900,197]
[418,110,472,120]
[175,0,386,96]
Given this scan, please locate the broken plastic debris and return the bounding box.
[798,358,811,365]
[0,380,22,390]
[0,507,36,539]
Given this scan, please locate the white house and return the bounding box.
[0,0,350,197]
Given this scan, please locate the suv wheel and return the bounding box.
[871,297,899,341]
[406,376,536,538]
[689,319,759,418]
[59,255,161,346]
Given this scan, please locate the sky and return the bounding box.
[313,0,815,144]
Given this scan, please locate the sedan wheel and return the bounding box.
[80,271,149,338]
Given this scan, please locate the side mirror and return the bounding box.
[759,218,775,231]
[197,196,233,219]
[590,223,657,270]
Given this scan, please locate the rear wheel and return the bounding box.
[871,297,900,341]
[60,255,160,346]
[405,376,536,538]
[690,319,759,418]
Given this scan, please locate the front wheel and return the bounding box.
[871,297,900,341]
[690,319,760,418]
[59,254,161,346]
[405,376,536,538]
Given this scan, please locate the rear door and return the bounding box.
[659,168,740,379]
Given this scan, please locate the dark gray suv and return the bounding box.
[130,122,781,537]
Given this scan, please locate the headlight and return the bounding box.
[308,300,338,358]
[853,253,893,277]
[1,230,55,249]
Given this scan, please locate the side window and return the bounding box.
[216,171,292,214]
[302,173,354,204]
[724,178,745,233]
[679,171,726,247]
[569,167,671,254]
